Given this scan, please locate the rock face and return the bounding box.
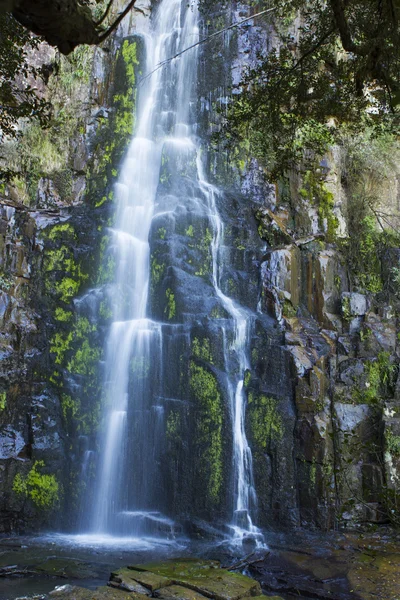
[0,0,399,535]
[50,560,267,600]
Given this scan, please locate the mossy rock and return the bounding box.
[112,567,171,592]
[127,560,261,600]
[154,584,208,600]
[49,584,143,598]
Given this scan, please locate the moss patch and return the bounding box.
[189,361,223,504]
[13,461,59,509]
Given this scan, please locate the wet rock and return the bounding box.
[110,568,154,593]
[154,585,208,600]
[127,560,261,600]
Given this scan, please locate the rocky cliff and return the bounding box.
[0,0,399,534]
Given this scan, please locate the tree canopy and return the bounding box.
[222,0,400,179]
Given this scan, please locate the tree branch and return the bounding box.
[94,0,114,27]
[98,0,144,43]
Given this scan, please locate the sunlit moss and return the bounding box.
[192,337,213,363]
[13,461,59,509]
[247,392,283,449]
[165,288,176,320]
[189,361,223,504]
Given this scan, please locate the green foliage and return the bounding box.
[0,14,50,175]
[386,430,400,457]
[352,352,397,405]
[247,392,283,449]
[56,277,81,303]
[165,288,176,320]
[50,331,73,365]
[340,129,400,294]
[219,0,399,181]
[282,300,297,318]
[341,296,351,321]
[13,461,59,509]
[166,410,181,441]
[189,361,223,503]
[99,300,113,321]
[54,307,73,322]
[48,223,76,241]
[0,272,12,291]
[86,37,142,207]
[185,225,194,237]
[195,227,213,277]
[151,255,165,286]
[0,392,6,411]
[192,337,213,363]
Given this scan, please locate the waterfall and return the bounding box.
[84,0,261,545]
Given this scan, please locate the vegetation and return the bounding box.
[189,361,223,504]
[0,14,50,177]
[221,0,399,180]
[13,461,59,509]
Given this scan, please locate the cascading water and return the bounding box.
[84,0,262,545]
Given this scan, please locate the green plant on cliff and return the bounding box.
[165,288,176,320]
[340,129,400,294]
[13,461,59,509]
[352,352,397,405]
[0,14,50,177]
[219,0,399,181]
[247,392,283,449]
[189,361,223,504]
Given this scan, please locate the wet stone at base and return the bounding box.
[49,560,270,600]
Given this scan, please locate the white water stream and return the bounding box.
[87,0,261,544]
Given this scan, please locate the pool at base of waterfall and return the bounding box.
[1,530,398,600]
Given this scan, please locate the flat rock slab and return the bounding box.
[49,559,265,600]
[154,584,208,600]
[123,569,172,591]
[127,559,262,600]
[110,568,152,594]
[50,583,147,599]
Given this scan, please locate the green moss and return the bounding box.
[386,430,400,456]
[185,225,194,237]
[47,223,76,241]
[86,37,142,207]
[151,255,165,286]
[352,351,397,405]
[189,361,223,504]
[50,331,73,365]
[166,410,181,442]
[97,255,116,285]
[158,227,166,239]
[67,340,101,376]
[54,307,73,322]
[61,394,80,422]
[13,461,59,509]
[195,227,213,278]
[99,300,113,320]
[282,300,296,318]
[192,337,213,363]
[342,296,351,321]
[121,39,139,86]
[165,288,176,320]
[300,171,338,242]
[0,392,6,411]
[248,393,283,449]
[310,459,317,486]
[244,370,251,387]
[56,277,81,303]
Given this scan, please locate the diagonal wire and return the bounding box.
[139,6,277,85]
